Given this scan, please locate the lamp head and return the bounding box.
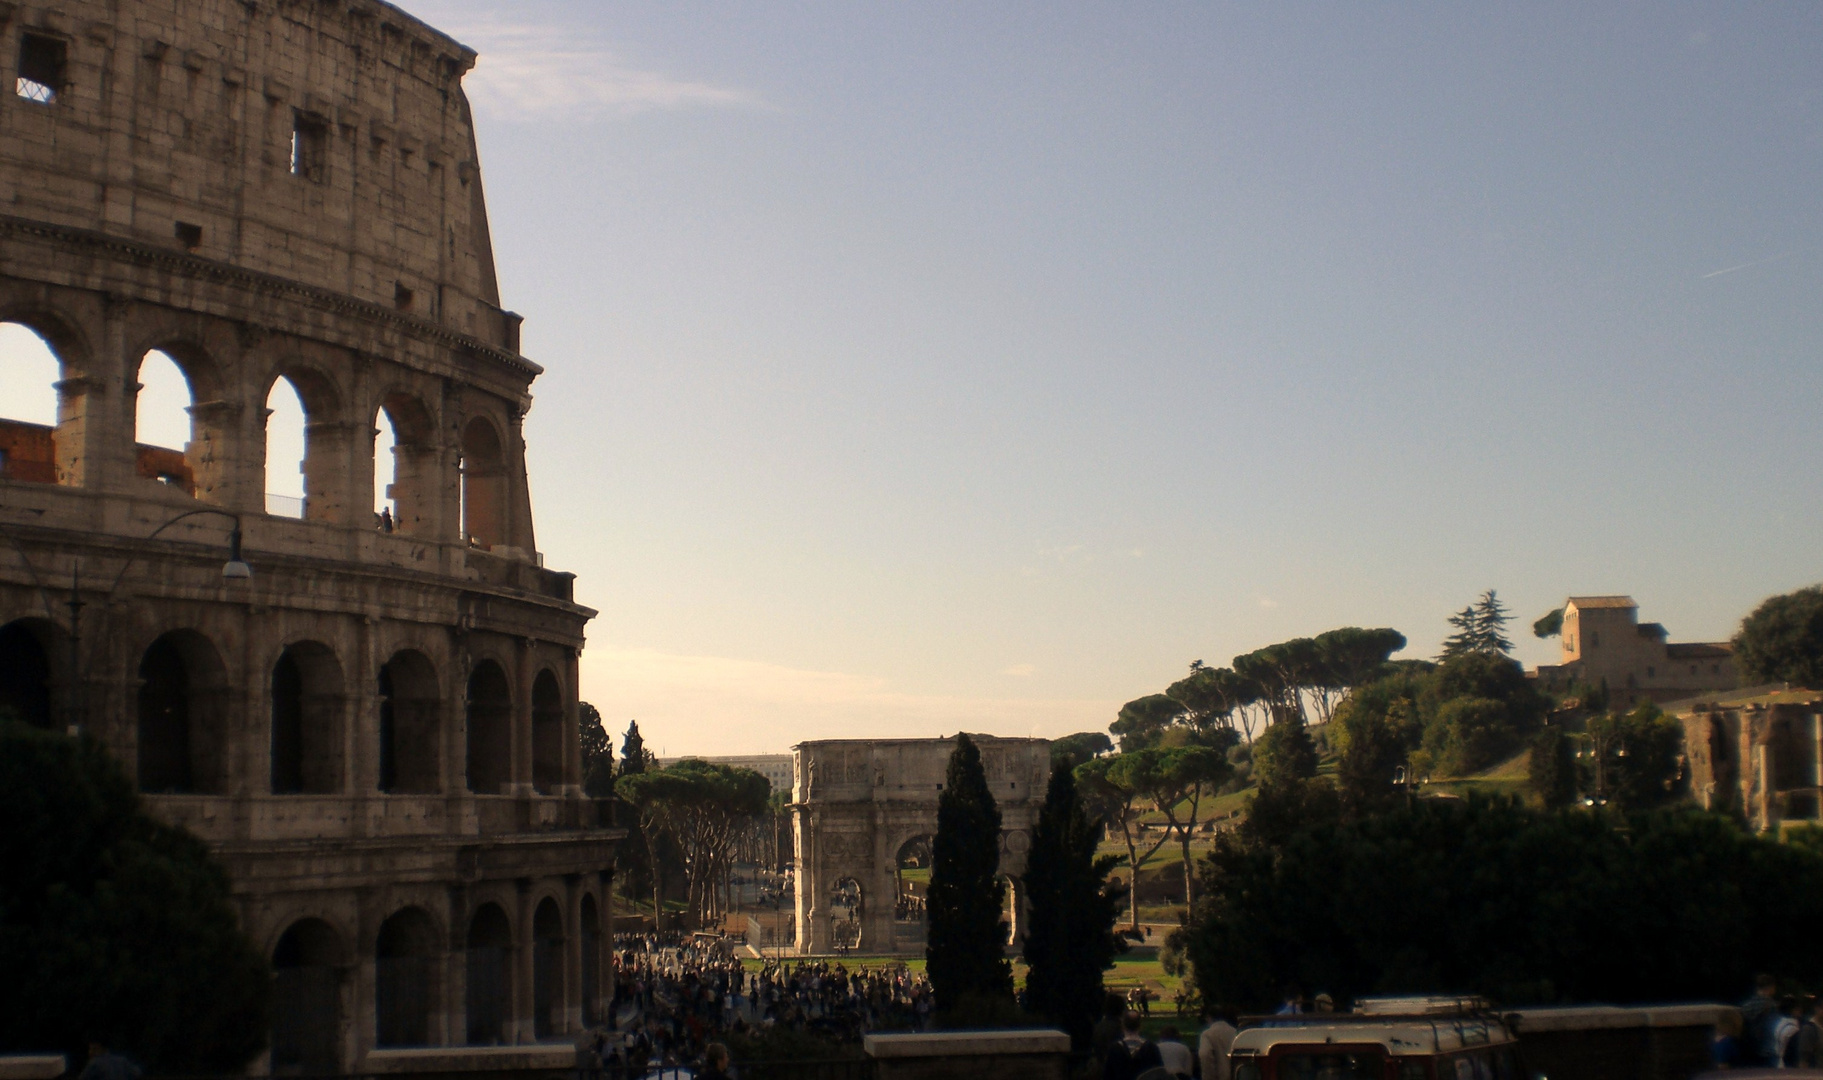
[222,524,252,581]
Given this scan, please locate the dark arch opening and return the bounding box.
[272,918,344,1075]
[374,907,437,1048]
[465,660,512,795]
[379,650,441,794]
[0,619,55,729]
[270,642,344,795]
[532,898,564,1040]
[531,668,563,794]
[137,630,228,794]
[460,417,505,550]
[464,903,512,1046]
[580,895,601,1027]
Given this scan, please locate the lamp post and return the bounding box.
[0,507,246,735]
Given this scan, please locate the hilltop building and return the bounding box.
[0,0,618,1071]
[1532,596,1737,705]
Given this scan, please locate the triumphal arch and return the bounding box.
[0,0,619,1072]
[790,736,1051,955]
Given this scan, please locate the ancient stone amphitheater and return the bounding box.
[0,0,618,1071]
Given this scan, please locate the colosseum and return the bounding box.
[0,0,618,1072]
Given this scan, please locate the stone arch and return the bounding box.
[531,896,564,1039]
[373,390,439,537]
[136,629,230,794]
[269,640,345,795]
[378,649,441,794]
[0,617,58,729]
[0,302,93,488]
[463,902,512,1046]
[531,667,563,794]
[829,876,863,952]
[893,833,933,926]
[262,363,346,523]
[132,343,223,500]
[374,906,439,1048]
[0,321,64,484]
[271,917,346,1075]
[459,415,506,550]
[580,893,602,1027]
[465,659,512,794]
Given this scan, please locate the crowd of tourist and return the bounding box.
[591,934,934,1077]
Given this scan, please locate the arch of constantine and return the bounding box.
[0,0,618,1071]
[790,737,1051,955]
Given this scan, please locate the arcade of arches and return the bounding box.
[0,0,619,1071]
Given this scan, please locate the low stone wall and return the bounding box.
[863,1030,1071,1080]
[0,1056,66,1080]
[1506,1004,1730,1080]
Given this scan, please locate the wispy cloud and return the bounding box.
[581,645,1111,755]
[443,17,766,119]
[1000,664,1037,678]
[1701,253,1787,280]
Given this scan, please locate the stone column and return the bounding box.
[563,647,582,795]
[563,875,584,1034]
[511,880,534,1044]
[511,638,534,797]
[445,887,469,1047]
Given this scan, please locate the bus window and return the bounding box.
[1236,1063,1263,1080]
[1277,1052,1385,1080]
[1395,1061,1428,1080]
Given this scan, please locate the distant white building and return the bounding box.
[655,754,795,798]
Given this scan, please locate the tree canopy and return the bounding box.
[1441,589,1515,659]
[1050,731,1114,770]
[927,734,1014,1016]
[1187,795,1823,1010]
[1733,585,1823,687]
[0,721,270,1071]
[617,759,770,927]
[579,702,614,797]
[1022,763,1126,1049]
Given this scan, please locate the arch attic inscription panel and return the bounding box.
[0,0,619,1070]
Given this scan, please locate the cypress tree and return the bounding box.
[1022,762,1125,1048]
[926,733,1014,1015]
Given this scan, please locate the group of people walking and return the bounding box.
[592,934,934,1076]
[1723,973,1823,1069]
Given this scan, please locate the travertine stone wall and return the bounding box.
[791,736,1050,955]
[0,1,619,1071]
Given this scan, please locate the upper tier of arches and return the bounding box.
[0,289,537,559]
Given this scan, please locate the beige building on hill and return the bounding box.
[1533,596,1737,705]
[0,1,619,1073]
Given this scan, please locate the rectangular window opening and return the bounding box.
[174,221,202,250]
[290,111,328,182]
[393,281,414,311]
[17,33,66,104]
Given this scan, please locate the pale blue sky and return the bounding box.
[6,3,1821,754]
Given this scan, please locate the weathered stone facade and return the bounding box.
[0,0,617,1072]
[1681,700,1823,831]
[790,737,1049,955]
